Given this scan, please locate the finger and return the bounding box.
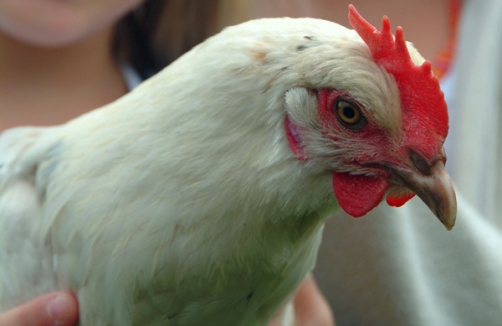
[268,322,282,326]
[294,275,335,326]
[0,292,79,326]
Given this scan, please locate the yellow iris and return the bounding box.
[336,100,361,125]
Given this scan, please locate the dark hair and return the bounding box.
[113,0,220,79]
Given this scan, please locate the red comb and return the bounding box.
[348,5,417,82]
[347,5,449,148]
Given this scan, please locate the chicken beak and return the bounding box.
[389,160,457,230]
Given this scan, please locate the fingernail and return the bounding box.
[46,294,69,325]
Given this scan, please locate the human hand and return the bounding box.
[269,275,335,326]
[0,292,78,326]
[0,279,331,326]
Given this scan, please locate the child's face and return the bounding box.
[0,0,147,46]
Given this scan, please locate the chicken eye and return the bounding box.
[335,98,367,130]
[336,100,360,124]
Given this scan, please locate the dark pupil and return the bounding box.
[342,105,355,119]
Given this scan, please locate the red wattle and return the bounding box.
[386,193,416,207]
[332,172,389,217]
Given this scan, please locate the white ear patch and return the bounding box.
[284,88,319,129]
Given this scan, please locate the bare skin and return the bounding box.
[0,293,79,326]
[0,26,127,131]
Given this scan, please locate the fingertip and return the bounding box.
[45,293,79,326]
[0,292,79,326]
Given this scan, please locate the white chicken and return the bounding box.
[0,5,456,326]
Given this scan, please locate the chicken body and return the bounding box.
[0,10,454,326]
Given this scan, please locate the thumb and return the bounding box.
[0,292,79,326]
